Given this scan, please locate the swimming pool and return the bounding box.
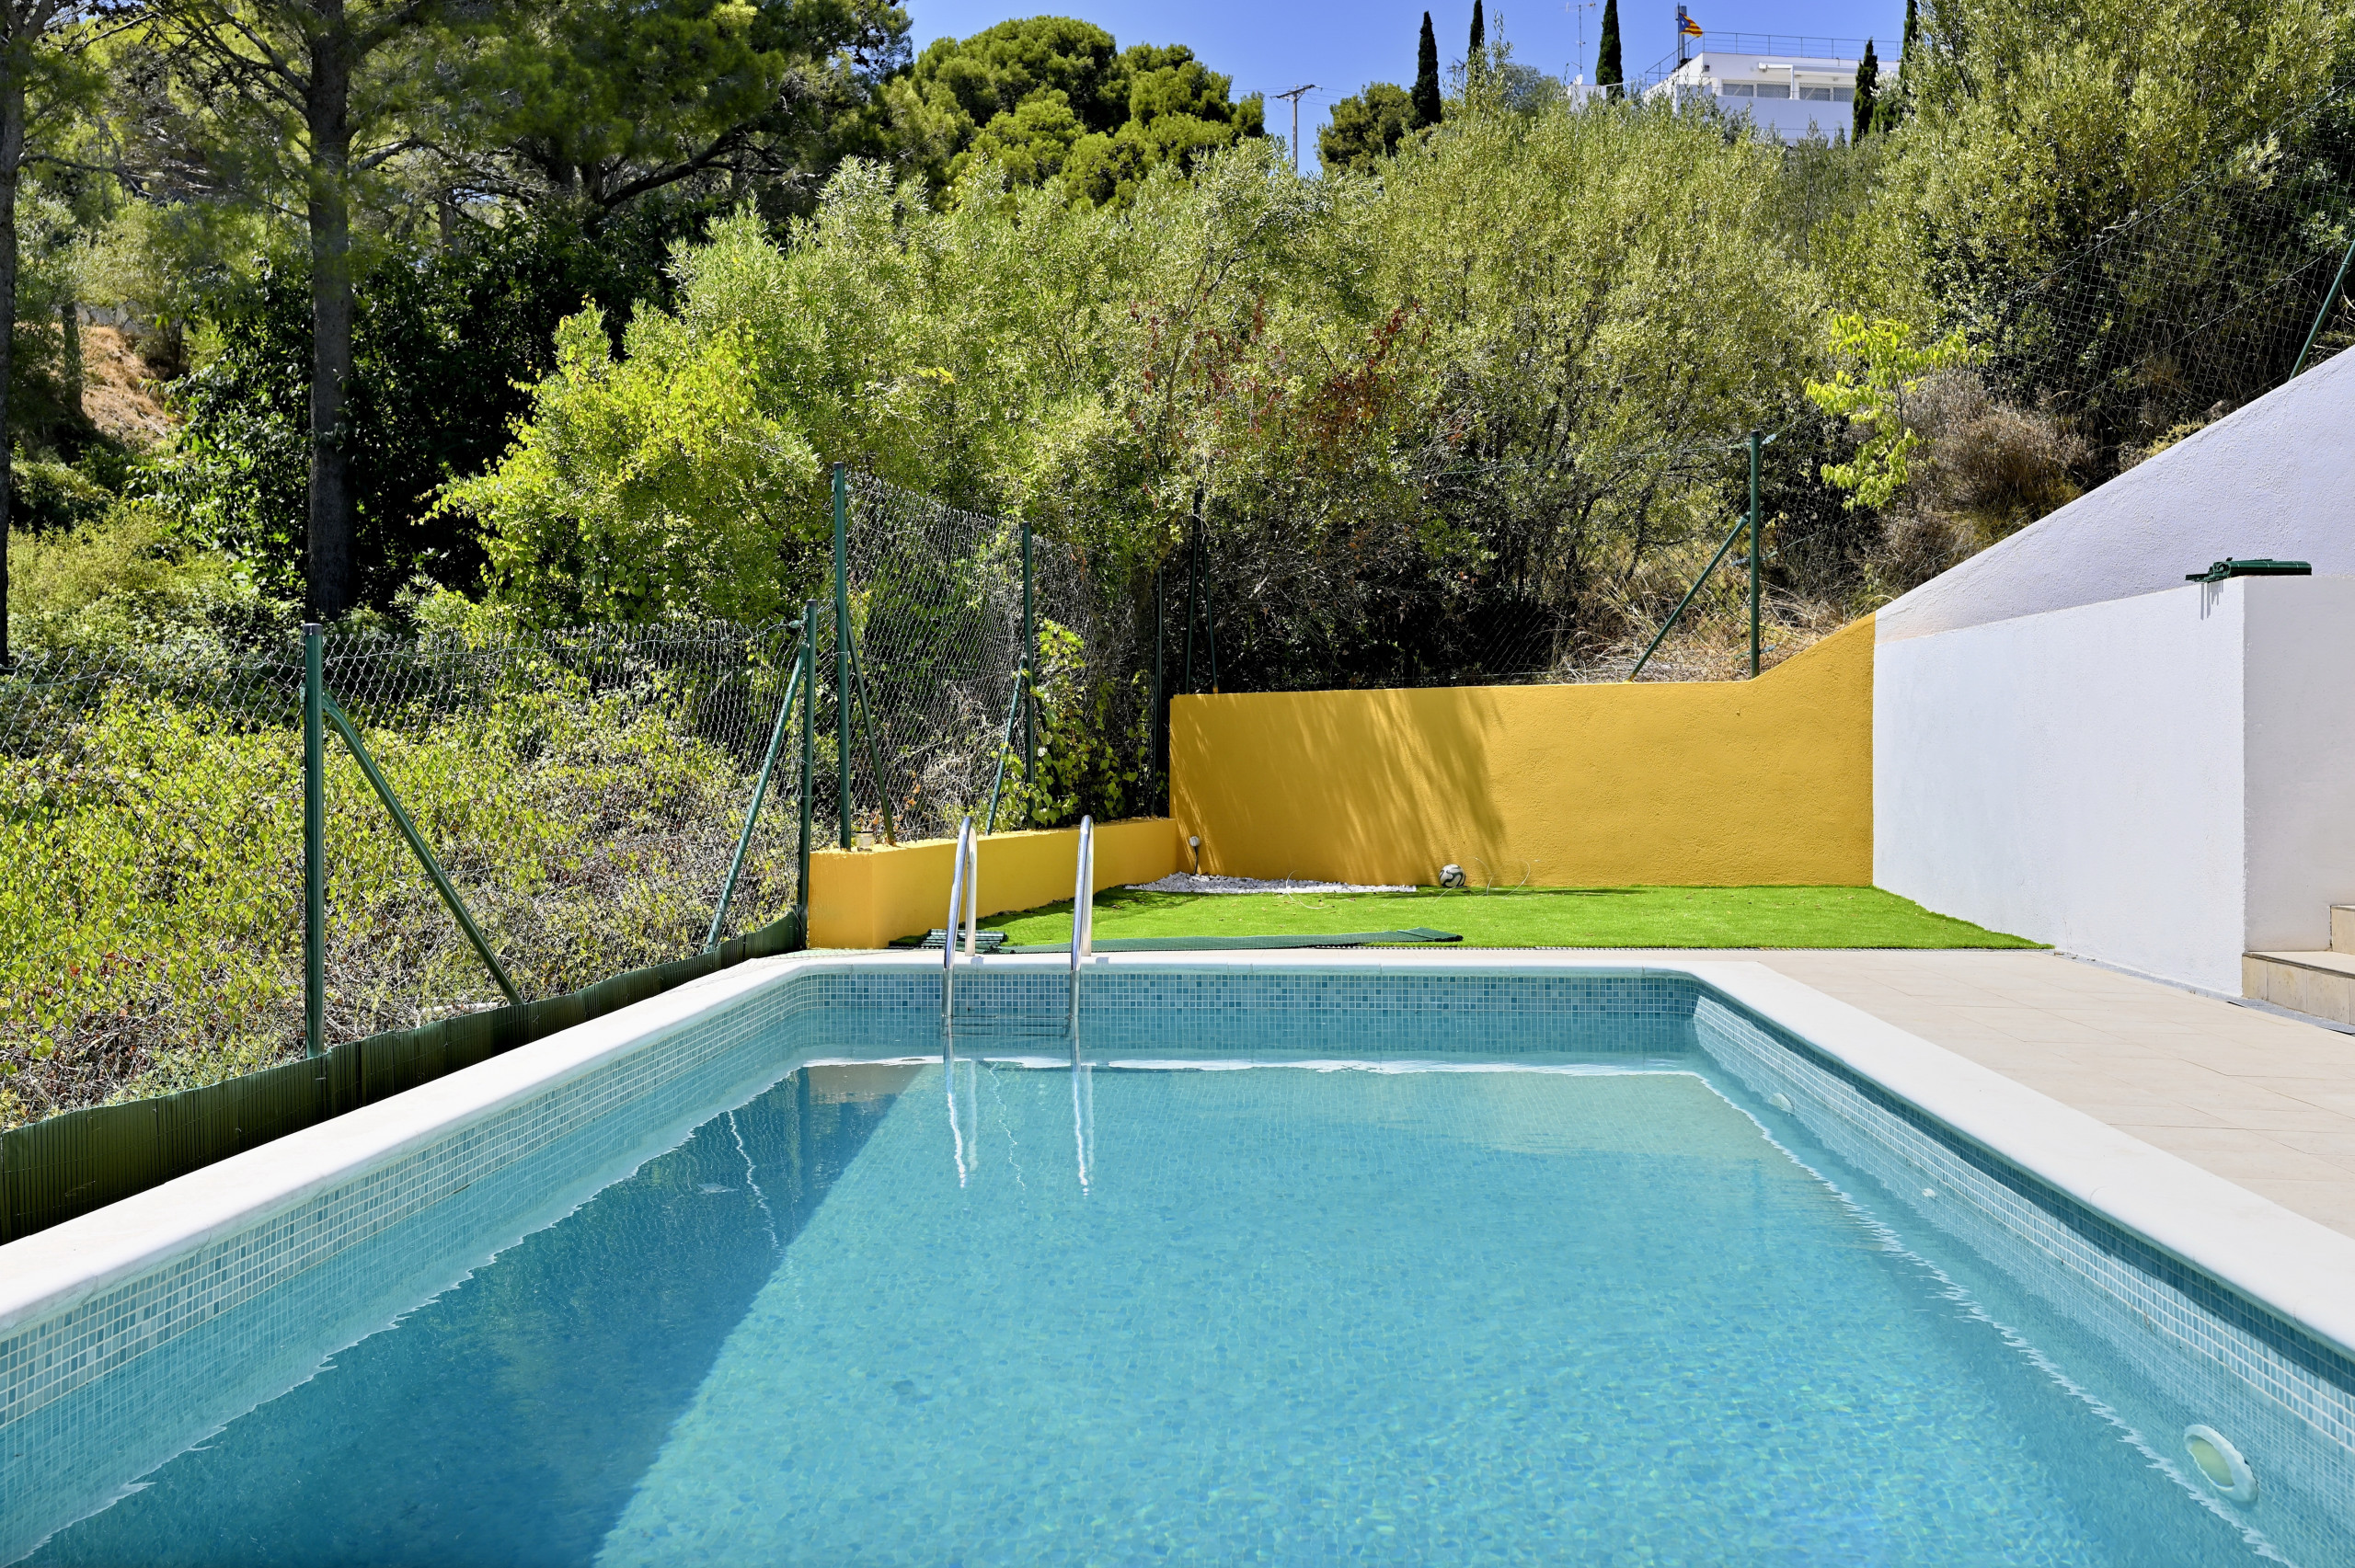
[6,956,2355,1564]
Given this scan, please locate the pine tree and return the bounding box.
[1872,0,1918,133]
[1468,0,1485,60]
[1413,11,1443,125]
[1853,39,1878,141]
[1899,0,1919,101]
[1597,0,1624,92]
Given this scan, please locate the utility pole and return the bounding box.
[1274,84,1315,175]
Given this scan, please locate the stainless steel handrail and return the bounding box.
[1067,815,1094,1039]
[1068,815,1095,1190]
[942,815,979,1028]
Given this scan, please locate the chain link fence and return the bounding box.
[1964,78,2355,459]
[0,621,803,1132]
[837,474,1157,841]
[1147,434,1802,693]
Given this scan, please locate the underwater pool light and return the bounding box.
[2184,1425,2258,1504]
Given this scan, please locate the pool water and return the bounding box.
[25,1056,2281,1565]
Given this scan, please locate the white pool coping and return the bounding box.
[0,954,817,1340]
[7,948,2355,1370]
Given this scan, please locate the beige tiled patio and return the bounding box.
[1617,949,2355,1241]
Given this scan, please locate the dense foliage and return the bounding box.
[882,17,1264,201]
[159,208,703,607]
[19,0,2349,649]
[1319,83,1422,175]
[1900,0,2355,463]
[447,92,1829,685]
[0,651,798,1130]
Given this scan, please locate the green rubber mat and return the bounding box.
[1004,928,1463,953]
[892,929,1462,953]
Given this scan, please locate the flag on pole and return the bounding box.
[1678,5,1704,36]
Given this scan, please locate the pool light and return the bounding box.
[2184,1425,2258,1504]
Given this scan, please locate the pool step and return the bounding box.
[2243,910,2355,1026]
[944,1007,1072,1040]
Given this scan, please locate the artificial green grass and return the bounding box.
[976,885,2040,950]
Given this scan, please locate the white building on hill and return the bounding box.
[1642,47,1884,142]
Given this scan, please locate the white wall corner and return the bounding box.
[1874,581,2249,992]
[2240,575,2355,954]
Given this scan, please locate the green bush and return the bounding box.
[0,678,796,1131]
[6,505,293,656]
[156,207,708,611]
[991,619,1151,830]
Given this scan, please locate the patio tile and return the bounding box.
[1723,949,2355,1242]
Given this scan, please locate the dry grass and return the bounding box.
[79,325,176,450]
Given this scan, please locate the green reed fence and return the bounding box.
[0,910,802,1243]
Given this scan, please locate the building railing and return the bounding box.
[1627,34,1883,93]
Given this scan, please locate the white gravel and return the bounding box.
[1124,873,1417,896]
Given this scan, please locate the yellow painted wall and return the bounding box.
[1168,615,1875,887]
[808,818,1182,949]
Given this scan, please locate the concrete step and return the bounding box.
[2334,906,2355,955]
[2245,948,2355,1026]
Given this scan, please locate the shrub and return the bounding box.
[0,665,796,1131]
[6,506,294,656]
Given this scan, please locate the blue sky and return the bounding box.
[904,1,1911,169]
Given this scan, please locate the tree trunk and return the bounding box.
[304,3,356,622]
[0,48,22,670]
[59,298,79,409]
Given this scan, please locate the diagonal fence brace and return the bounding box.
[706,629,806,952]
[984,658,1032,834]
[321,696,522,1006]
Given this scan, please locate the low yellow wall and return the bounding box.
[808,818,1182,949]
[1168,616,1875,887]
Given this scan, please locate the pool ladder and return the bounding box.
[938,815,1094,1042]
[939,817,1095,1188]
[1068,815,1095,1037]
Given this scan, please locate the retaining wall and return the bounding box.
[1870,349,2355,991]
[807,818,1181,949]
[1166,617,1874,888]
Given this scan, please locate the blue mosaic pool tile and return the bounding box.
[1692,992,2355,1565]
[0,969,832,1434]
[10,960,2355,1567]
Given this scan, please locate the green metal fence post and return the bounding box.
[1021,522,1035,816]
[320,697,520,1005]
[846,634,896,845]
[1182,532,1197,694]
[833,463,852,851]
[1151,567,1165,796]
[706,628,805,952]
[303,624,325,1058]
[2291,234,2355,382]
[798,607,816,929]
[1748,429,1763,680]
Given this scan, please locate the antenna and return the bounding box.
[1274,84,1315,175]
[1567,1,1596,83]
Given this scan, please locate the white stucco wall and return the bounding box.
[1878,581,2246,990]
[1877,346,2355,645]
[1876,577,2355,990]
[2244,578,2355,956]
